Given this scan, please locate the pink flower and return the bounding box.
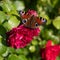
[6,25,40,49]
[41,40,60,60]
[27,9,38,16]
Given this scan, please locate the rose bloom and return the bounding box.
[6,10,40,49]
[41,40,60,60]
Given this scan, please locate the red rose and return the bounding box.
[41,40,60,60]
[7,25,40,49]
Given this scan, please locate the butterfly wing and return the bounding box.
[19,10,47,28]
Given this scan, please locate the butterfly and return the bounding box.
[19,10,47,29]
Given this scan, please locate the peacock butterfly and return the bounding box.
[19,10,47,29]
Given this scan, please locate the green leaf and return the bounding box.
[9,10,19,16]
[39,40,46,47]
[8,16,20,28]
[40,29,53,40]
[14,1,25,11]
[0,11,6,24]
[53,16,60,29]
[8,54,27,60]
[0,43,7,55]
[50,35,59,44]
[16,48,28,55]
[47,0,58,8]
[18,55,27,60]
[3,16,20,31]
[1,1,11,13]
[0,56,4,60]
[3,21,12,31]
[8,47,15,53]
[16,49,24,54]
[8,54,19,60]
[2,48,9,57]
[1,0,18,15]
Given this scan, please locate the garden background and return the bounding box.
[0,0,60,60]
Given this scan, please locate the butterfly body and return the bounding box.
[19,10,47,29]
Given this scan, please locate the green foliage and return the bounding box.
[53,16,60,29]
[8,54,19,60]
[3,16,20,31]
[0,0,60,60]
[0,11,6,24]
[0,56,4,60]
[56,56,60,60]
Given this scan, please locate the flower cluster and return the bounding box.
[7,25,40,49]
[41,40,60,60]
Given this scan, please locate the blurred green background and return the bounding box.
[0,0,60,60]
